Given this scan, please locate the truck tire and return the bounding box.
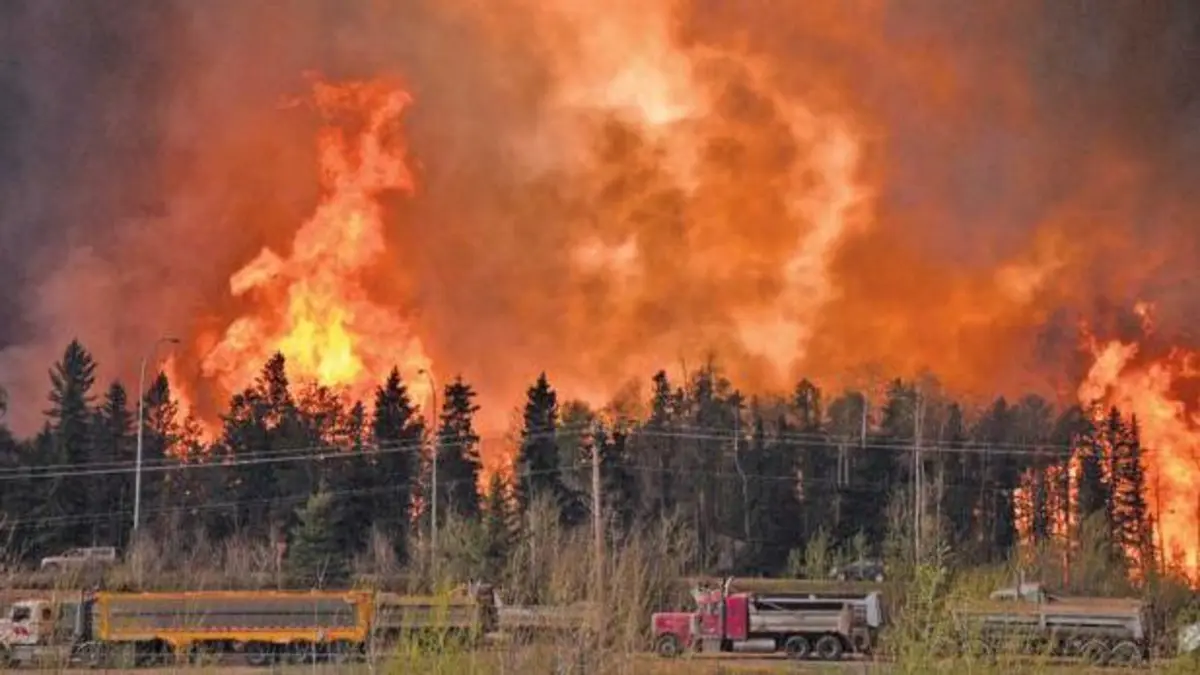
[76,642,107,669]
[784,635,811,660]
[814,634,844,660]
[1080,639,1110,665]
[655,634,682,659]
[243,642,274,667]
[1108,640,1142,666]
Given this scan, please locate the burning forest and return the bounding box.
[2,0,1200,588]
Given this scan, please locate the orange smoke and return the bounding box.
[1079,303,1200,574]
[198,77,433,414]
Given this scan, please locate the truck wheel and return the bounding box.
[243,642,274,667]
[76,642,107,669]
[655,634,682,658]
[1108,640,1142,666]
[1080,639,1110,665]
[814,634,844,660]
[784,635,811,660]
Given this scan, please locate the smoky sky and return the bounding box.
[1,0,1200,435]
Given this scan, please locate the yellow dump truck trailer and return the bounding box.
[1,586,495,668]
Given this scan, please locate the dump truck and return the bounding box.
[652,578,872,661]
[0,585,496,668]
[947,582,1150,665]
[0,590,373,667]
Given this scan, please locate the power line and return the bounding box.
[2,460,1019,533]
[0,422,1088,483]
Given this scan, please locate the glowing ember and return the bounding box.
[201,77,433,410]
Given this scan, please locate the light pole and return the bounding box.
[134,336,180,541]
[418,369,438,562]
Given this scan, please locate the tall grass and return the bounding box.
[4,492,1199,673]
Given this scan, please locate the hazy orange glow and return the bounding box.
[2,1,1197,537]
[198,78,433,413]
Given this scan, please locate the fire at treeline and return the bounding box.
[0,339,1176,590]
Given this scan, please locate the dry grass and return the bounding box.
[3,496,1199,674]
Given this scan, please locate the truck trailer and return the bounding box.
[947,583,1149,665]
[0,585,495,668]
[652,578,873,661]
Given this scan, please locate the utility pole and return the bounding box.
[732,400,750,545]
[419,369,438,565]
[133,336,179,542]
[591,425,604,643]
[913,386,924,564]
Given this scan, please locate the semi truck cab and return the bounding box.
[1,600,54,646]
[0,597,94,667]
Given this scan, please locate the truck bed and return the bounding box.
[96,591,371,643]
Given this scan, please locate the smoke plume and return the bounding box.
[1,0,1199,438]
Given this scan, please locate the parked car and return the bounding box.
[39,546,118,572]
[830,558,885,582]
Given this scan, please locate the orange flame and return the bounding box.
[200,77,433,414]
[1079,302,1200,575]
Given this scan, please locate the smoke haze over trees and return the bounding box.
[1,0,1200,440]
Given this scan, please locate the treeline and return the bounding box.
[0,340,1164,586]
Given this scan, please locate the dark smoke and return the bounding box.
[1,0,1199,436]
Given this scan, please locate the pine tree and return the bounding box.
[939,403,975,553]
[371,367,423,562]
[516,373,576,523]
[826,391,869,545]
[435,376,483,520]
[221,354,296,541]
[92,383,133,547]
[285,488,349,588]
[1075,412,1109,537]
[759,413,804,573]
[1111,413,1154,571]
[44,340,98,548]
[140,373,179,532]
[964,397,1024,560]
[641,371,681,518]
[793,380,835,545]
[481,472,513,578]
[329,401,375,554]
[596,423,639,534]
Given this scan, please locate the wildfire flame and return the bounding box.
[200,77,433,413]
[1079,303,1200,574]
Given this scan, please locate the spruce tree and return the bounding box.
[435,376,483,520]
[285,488,349,588]
[1112,413,1154,571]
[597,424,639,535]
[1075,411,1110,538]
[826,391,869,545]
[221,353,296,540]
[45,340,98,548]
[140,373,179,532]
[641,371,681,518]
[792,380,836,545]
[481,472,513,578]
[330,401,375,554]
[92,383,132,547]
[516,374,562,511]
[371,367,423,561]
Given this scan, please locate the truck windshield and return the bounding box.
[11,606,31,622]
